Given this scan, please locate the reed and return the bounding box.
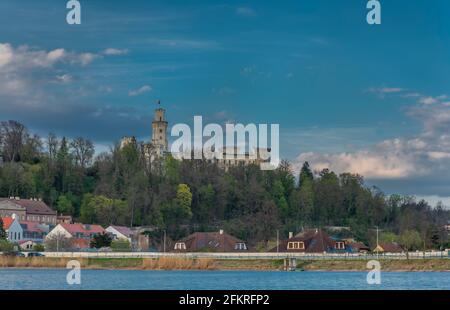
[142,257,216,270]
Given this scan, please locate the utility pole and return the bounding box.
[276,230,279,253]
[163,230,166,253]
[376,226,379,259]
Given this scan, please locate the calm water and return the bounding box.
[0,269,449,290]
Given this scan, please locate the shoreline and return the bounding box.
[1,257,450,272]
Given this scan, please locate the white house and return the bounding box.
[105,225,133,243]
[46,223,105,240]
[1,214,24,243]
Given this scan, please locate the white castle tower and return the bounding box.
[151,102,168,157]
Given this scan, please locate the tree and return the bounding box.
[399,230,423,251]
[0,217,6,240]
[90,233,112,249]
[0,240,13,252]
[44,234,72,251]
[299,161,314,187]
[56,195,74,215]
[0,120,28,162]
[33,243,45,252]
[175,183,193,219]
[70,137,94,168]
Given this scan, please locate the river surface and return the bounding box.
[0,269,449,290]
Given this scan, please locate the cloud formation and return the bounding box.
[128,85,152,96]
[294,90,450,190]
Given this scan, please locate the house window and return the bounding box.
[287,242,305,250]
[234,243,247,250]
[335,242,345,250]
[174,242,186,250]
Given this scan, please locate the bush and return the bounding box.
[111,239,131,252]
[33,243,45,252]
[0,240,14,252]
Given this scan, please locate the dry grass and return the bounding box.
[0,257,79,268]
[142,257,216,270]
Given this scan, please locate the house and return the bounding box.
[270,229,351,253]
[173,230,248,252]
[20,221,51,242]
[1,215,24,243]
[0,197,57,225]
[46,223,104,240]
[57,215,73,224]
[106,225,133,243]
[347,241,370,253]
[373,242,404,253]
[18,240,38,251]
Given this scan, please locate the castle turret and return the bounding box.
[151,105,168,156]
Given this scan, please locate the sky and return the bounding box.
[1,0,450,206]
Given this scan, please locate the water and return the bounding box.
[0,269,448,290]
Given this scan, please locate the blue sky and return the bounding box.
[1,0,450,205]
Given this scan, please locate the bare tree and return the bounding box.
[0,120,28,162]
[70,137,95,168]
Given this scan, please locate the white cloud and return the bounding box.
[236,7,256,17]
[54,74,73,84]
[419,96,439,105]
[128,85,152,96]
[294,95,450,183]
[102,48,129,56]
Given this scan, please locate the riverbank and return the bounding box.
[1,256,450,271]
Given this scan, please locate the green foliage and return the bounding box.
[1,120,450,248]
[0,218,6,240]
[399,230,423,251]
[56,195,74,215]
[90,233,112,249]
[0,239,13,251]
[33,243,45,252]
[111,239,132,252]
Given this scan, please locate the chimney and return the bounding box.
[12,213,17,220]
[289,232,293,239]
[219,229,224,235]
[38,198,42,202]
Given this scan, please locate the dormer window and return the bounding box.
[335,242,345,250]
[287,241,305,250]
[234,242,247,250]
[174,242,186,250]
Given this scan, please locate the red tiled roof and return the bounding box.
[61,223,104,236]
[1,217,14,230]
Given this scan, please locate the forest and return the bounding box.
[1,120,449,250]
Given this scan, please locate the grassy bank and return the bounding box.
[1,257,449,271]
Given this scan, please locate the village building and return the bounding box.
[173,230,248,252]
[46,223,104,241]
[1,215,23,243]
[0,197,57,225]
[106,225,133,243]
[373,242,404,253]
[18,240,38,251]
[20,221,51,243]
[270,229,352,253]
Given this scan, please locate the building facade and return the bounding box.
[0,198,57,225]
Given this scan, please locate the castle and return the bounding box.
[120,104,271,169]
